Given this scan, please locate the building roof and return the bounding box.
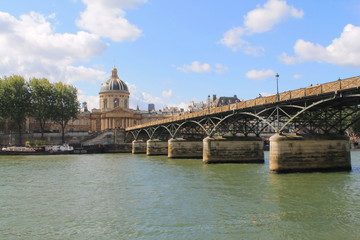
[100,67,129,93]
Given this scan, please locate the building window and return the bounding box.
[104,99,108,109]
[114,98,119,108]
[124,99,128,108]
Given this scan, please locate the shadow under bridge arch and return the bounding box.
[148,124,174,141]
[172,118,217,139]
[126,128,151,142]
[210,111,277,137]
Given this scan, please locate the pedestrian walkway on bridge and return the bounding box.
[126,75,360,173]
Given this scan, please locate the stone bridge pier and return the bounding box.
[132,140,147,154]
[146,139,168,156]
[168,138,203,159]
[203,136,264,164]
[270,134,351,173]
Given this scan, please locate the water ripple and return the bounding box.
[0,152,360,239]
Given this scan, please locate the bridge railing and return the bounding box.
[126,76,360,131]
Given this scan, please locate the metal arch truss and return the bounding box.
[127,93,360,140]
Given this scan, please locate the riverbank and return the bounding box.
[0,143,132,155]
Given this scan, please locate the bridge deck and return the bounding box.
[126,76,360,130]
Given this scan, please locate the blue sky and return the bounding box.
[1,0,360,110]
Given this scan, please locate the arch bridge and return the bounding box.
[126,76,360,173]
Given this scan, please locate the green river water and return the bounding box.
[0,151,360,240]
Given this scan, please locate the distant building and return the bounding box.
[148,104,155,112]
[82,102,88,112]
[188,94,240,112]
[87,67,183,131]
[211,94,240,107]
[20,67,181,134]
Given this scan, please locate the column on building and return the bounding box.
[105,118,109,129]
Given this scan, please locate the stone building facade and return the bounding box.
[0,67,180,145]
[23,67,179,134]
[87,67,178,132]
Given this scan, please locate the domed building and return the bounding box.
[89,67,139,131]
[99,67,130,111]
[2,67,183,145]
[87,67,179,132]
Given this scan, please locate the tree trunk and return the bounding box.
[40,120,45,140]
[18,124,22,146]
[61,124,66,144]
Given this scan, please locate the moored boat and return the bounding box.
[0,144,74,155]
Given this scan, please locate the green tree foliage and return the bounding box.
[51,82,80,143]
[29,78,54,139]
[0,79,5,130]
[1,76,81,145]
[1,75,32,145]
[349,110,360,136]
[0,79,4,117]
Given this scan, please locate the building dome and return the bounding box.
[100,67,129,93]
[99,67,130,111]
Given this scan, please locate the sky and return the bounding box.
[1,0,360,111]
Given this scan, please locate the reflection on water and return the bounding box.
[0,152,359,239]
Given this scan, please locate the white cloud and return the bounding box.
[127,83,187,111]
[176,61,228,74]
[219,27,246,51]
[77,90,99,110]
[277,53,299,65]
[64,66,107,84]
[280,24,360,67]
[141,92,163,106]
[219,27,265,55]
[259,92,272,97]
[162,89,172,98]
[167,102,189,111]
[219,0,303,54]
[0,11,107,83]
[127,82,164,109]
[176,61,211,73]
[246,69,275,80]
[214,64,230,74]
[244,0,303,33]
[89,0,148,9]
[293,74,302,79]
[77,0,146,42]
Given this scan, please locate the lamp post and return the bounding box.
[275,73,279,101]
[275,73,280,133]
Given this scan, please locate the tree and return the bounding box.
[51,82,80,143]
[0,79,5,132]
[29,78,54,139]
[1,75,32,145]
[349,111,360,136]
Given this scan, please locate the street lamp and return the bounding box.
[275,73,279,101]
[275,73,280,133]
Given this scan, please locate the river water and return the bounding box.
[0,151,360,240]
